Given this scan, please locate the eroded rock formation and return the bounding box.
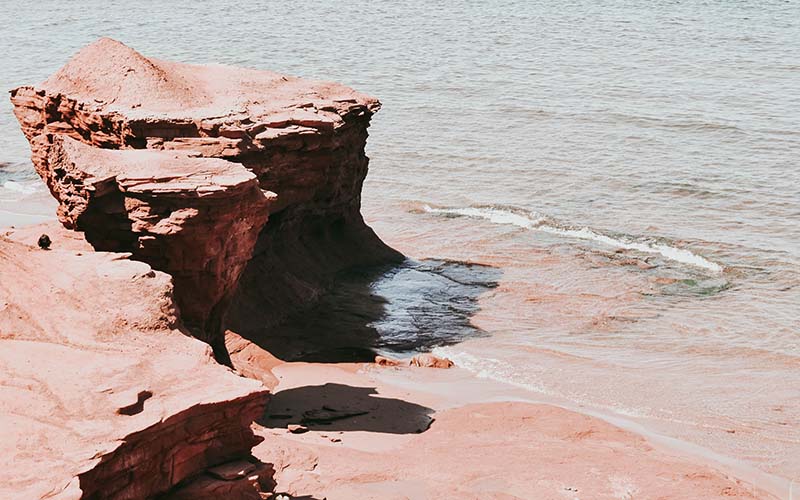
[25,133,272,358]
[4,39,400,498]
[10,37,402,360]
[4,38,402,499]
[0,226,270,499]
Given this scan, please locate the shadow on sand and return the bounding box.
[243,258,501,363]
[260,382,434,434]
[251,259,493,496]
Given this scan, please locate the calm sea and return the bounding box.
[1,0,798,493]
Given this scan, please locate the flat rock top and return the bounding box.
[34,37,378,122]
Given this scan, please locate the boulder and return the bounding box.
[408,353,455,369]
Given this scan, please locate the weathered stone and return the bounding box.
[163,460,276,500]
[4,39,403,497]
[287,424,309,434]
[24,133,272,358]
[10,37,403,362]
[408,353,455,369]
[207,460,257,481]
[0,230,269,500]
[374,353,455,368]
[375,355,403,366]
[225,330,281,390]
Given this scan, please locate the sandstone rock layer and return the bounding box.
[30,133,272,357]
[0,227,269,500]
[10,37,402,359]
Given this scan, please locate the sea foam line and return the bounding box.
[423,205,723,273]
[2,180,38,195]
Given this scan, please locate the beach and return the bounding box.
[247,356,775,499]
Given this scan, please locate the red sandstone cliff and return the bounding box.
[10,37,402,361]
[0,226,271,499]
[3,38,401,499]
[25,133,273,359]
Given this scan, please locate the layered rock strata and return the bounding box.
[0,227,269,499]
[26,133,272,358]
[10,37,402,359]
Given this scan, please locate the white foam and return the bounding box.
[423,205,724,273]
[423,205,545,228]
[432,347,551,395]
[2,180,37,195]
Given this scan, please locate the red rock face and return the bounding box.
[24,134,272,358]
[0,228,270,500]
[10,37,402,360]
[79,394,268,499]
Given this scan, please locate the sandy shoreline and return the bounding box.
[248,356,778,499]
[0,189,55,228]
[2,26,796,498]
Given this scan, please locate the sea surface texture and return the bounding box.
[1,0,798,492]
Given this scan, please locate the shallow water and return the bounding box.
[238,259,498,363]
[1,0,798,492]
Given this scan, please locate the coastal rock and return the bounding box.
[374,355,403,367]
[408,353,454,368]
[29,133,272,358]
[164,460,275,500]
[225,330,282,390]
[37,233,51,249]
[0,230,269,499]
[10,37,402,358]
[374,353,455,368]
[207,460,257,481]
[4,39,402,497]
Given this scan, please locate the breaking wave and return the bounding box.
[422,205,724,273]
[2,180,38,195]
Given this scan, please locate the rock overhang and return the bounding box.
[9,37,393,361]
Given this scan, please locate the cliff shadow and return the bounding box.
[260,383,434,434]
[237,258,501,363]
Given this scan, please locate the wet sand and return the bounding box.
[362,204,800,496]
[0,189,54,228]
[250,359,776,499]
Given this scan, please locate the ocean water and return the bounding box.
[1,0,798,493]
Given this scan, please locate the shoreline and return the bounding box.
[362,209,799,499]
[251,357,778,499]
[375,361,791,499]
[0,187,55,228]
